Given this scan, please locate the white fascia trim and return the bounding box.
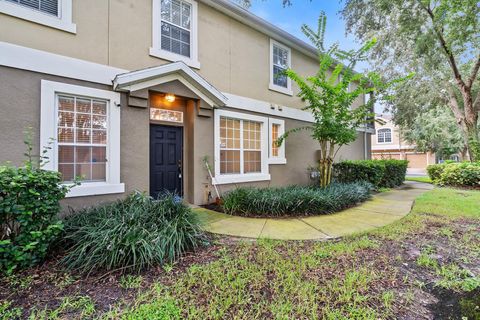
[40,80,124,198]
[269,39,293,96]
[213,109,270,185]
[113,61,227,106]
[372,144,416,151]
[151,0,200,69]
[0,0,76,33]
[0,42,127,85]
[268,117,286,164]
[223,92,373,133]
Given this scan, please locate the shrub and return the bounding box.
[0,165,69,275]
[333,160,408,188]
[221,182,373,217]
[427,163,447,181]
[436,162,480,187]
[332,160,386,187]
[379,159,409,188]
[62,192,203,273]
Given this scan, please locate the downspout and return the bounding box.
[364,130,368,159]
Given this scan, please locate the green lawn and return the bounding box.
[405,176,433,183]
[1,188,479,319]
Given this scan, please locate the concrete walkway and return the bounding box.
[193,181,433,240]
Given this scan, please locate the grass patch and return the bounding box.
[222,182,372,217]
[406,176,432,183]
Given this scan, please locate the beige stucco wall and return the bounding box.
[0,0,363,110]
[0,66,149,211]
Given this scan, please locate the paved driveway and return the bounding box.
[193,181,433,240]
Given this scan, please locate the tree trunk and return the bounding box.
[465,121,480,162]
[318,141,335,188]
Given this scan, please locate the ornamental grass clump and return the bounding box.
[222,182,373,217]
[62,192,203,274]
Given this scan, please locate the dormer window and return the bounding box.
[151,0,200,69]
[377,128,392,143]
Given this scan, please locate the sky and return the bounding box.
[248,0,367,71]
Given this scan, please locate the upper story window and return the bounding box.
[269,39,292,96]
[5,0,57,16]
[0,0,76,33]
[377,128,392,143]
[151,0,200,69]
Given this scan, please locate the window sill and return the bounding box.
[65,182,125,198]
[0,2,76,33]
[213,173,271,185]
[149,47,200,69]
[268,158,287,165]
[268,83,293,96]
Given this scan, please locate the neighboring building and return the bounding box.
[0,0,372,207]
[372,115,435,173]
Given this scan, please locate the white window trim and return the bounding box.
[0,0,76,33]
[40,80,124,197]
[269,39,293,96]
[376,128,393,144]
[268,118,286,164]
[150,0,200,69]
[213,109,271,185]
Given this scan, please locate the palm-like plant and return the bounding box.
[278,12,400,187]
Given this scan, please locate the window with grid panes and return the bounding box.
[4,0,58,16]
[160,0,192,57]
[57,95,108,182]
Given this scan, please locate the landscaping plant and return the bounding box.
[277,12,405,187]
[333,159,408,188]
[62,192,203,274]
[427,162,480,187]
[0,136,71,275]
[221,182,373,217]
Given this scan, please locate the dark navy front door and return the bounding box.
[150,124,183,198]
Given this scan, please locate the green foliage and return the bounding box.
[342,0,480,161]
[61,192,203,274]
[401,106,465,158]
[119,275,143,289]
[0,137,71,275]
[436,162,480,187]
[333,159,407,188]
[0,300,22,320]
[333,160,385,187]
[426,163,447,181]
[221,182,373,217]
[121,297,181,320]
[277,12,404,187]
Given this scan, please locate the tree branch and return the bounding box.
[446,86,465,125]
[474,91,480,112]
[466,54,480,89]
[419,2,466,90]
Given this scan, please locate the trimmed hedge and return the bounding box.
[62,192,203,273]
[221,182,373,217]
[428,162,480,187]
[333,159,408,188]
[0,165,69,275]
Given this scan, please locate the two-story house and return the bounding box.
[0,0,372,207]
[372,114,435,174]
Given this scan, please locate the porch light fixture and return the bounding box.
[165,93,176,102]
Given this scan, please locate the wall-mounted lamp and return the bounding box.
[165,93,176,103]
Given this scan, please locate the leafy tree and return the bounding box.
[400,106,465,160]
[278,13,401,187]
[341,0,480,161]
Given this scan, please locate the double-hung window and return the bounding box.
[269,39,292,95]
[41,80,124,197]
[0,0,76,33]
[214,110,270,184]
[151,0,200,68]
[377,128,392,143]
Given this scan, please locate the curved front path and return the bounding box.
[193,181,433,240]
